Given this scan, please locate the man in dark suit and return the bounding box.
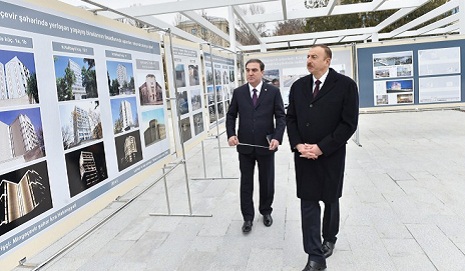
[226,58,286,233]
[286,45,359,271]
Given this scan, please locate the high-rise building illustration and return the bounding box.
[79,151,99,187]
[0,62,7,100]
[139,74,162,105]
[116,64,128,87]
[9,114,39,157]
[119,100,133,130]
[123,136,137,163]
[0,169,45,225]
[4,56,30,99]
[0,121,12,160]
[143,119,166,146]
[68,59,86,100]
[72,106,92,144]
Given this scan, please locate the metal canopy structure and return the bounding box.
[60,0,464,52]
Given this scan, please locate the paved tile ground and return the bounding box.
[12,109,465,271]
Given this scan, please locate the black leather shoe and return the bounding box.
[322,241,335,258]
[302,260,327,271]
[263,214,273,227]
[242,221,253,233]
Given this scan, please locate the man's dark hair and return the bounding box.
[245,58,265,71]
[311,44,332,59]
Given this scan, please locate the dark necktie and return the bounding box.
[252,89,258,106]
[313,80,321,98]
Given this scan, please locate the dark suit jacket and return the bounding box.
[286,68,359,202]
[226,82,286,156]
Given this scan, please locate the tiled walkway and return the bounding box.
[13,109,465,271]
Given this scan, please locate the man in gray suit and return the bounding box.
[286,45,359,271]
[226,58,286,233]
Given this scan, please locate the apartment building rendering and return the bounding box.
[0,112,44,167]
[139,74,163,105]
[119,100,134,131]
[72,106,92,145]
[0,55,31,101]
[0,164,51,229]
[68,59,86,100]
[143,119,166,146]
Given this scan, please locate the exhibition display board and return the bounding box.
[203,47,236,130]
[244,46,354,107]
[357,36,465,108]
[0,0,171,265]
[164,37,207,152]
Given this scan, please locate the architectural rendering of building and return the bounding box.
[119,100,133,130]
[0,62,7,100]
[72,106,92,144]
[2,56,30,99]
[9,114,39,157]
[0,169,44,225]
[68,59,86,100]
[79,151,99,187]
[123,135,137,163]
[0,121,12,160]
[143,119,166,146]
[139,74,163,105]
[116,64,128,87]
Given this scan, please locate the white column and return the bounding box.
[460,0,465,35]
[228,6,236,52]
[371,32,379,42]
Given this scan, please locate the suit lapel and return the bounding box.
[301,75,313,103]
[239,84,254,107]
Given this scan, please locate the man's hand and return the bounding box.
[296,143,322,160]
[228,136,239,146]
[269,139,280,150]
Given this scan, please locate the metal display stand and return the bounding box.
[191,134,238,180]
[351,42,362,147]
[149,160,211,217]
[149,29,211,217]
[191,43,239,181]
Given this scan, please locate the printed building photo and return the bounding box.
[107,61,135,96]
[141,108,166,147]
[175,64,186,88]
[205,66,213,85]
[110,97,139,135]
[179,117,192,143]
[177,91,189,115]
[0,49,39,106]
[138,74,163,106]
[0,107,45,169]
[264,69,280,87]
[190,89,202,111]
[0,161,52,236]
[188,64,200,86]
[65,142,108,197]
[54,55,98,101]
[59,100,102,150]
[115,130,143,171]
[193,112,204,135]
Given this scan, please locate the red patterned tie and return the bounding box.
[313,80,321,98]
[252,89,258,106]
